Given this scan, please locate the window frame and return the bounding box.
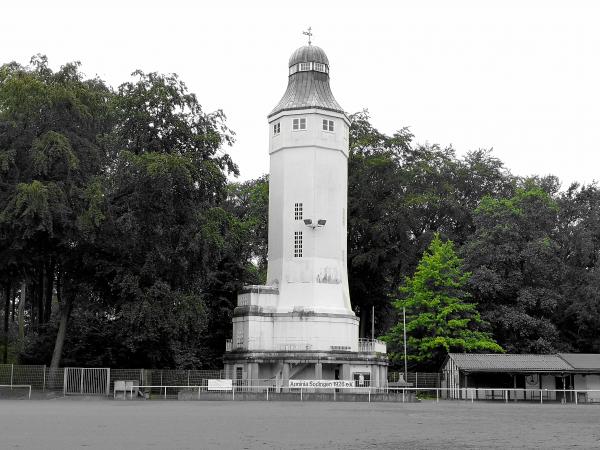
[322,119,334,132]
[293,118,307,131]
[294,231,303,258]
[294,202,303,220]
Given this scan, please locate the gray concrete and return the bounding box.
[1,399,600,449]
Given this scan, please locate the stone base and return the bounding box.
[223,350,388,388]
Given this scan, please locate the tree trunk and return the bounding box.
[3,282,10,363]
[50,273,71,369]
[50,298,72,369]
[17,281,26,355]
[11,285,15,322]
[359,307,367,338]
[37,267,44,326]
[44,258,55,323]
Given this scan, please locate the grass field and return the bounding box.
[1,399,599,449]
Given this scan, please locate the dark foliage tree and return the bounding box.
[462,186,565,353]
[556,183,600,352]
[0,56,114,366]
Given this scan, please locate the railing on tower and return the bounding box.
[358,338,387,354]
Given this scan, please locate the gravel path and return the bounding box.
[2,399,599,449]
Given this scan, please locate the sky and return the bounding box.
[2,0,599,188]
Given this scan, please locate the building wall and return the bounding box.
[574,374,600,402]
[266,109,353,316]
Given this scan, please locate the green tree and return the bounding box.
[384,234,502,370]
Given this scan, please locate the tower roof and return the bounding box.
[269,45,345,118]
[288,45,329,67]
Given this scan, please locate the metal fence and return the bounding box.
[0,364,223,394]
[388,372,441,388]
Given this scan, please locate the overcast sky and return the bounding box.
[3,0,599,188]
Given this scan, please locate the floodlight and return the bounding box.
[303,219,313,226]
[317,219,326,226]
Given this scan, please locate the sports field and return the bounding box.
[1,399,598,449]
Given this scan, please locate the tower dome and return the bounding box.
[269,45,345,118]
[288,45,329,67]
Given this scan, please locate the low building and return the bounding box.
[558,353,600,402]
[441,353,600,402]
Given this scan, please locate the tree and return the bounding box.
[384,234,502,370]
[347,111,414,336]
[0,56,114,366]
[225,175,269,284]
[556,183,600,352]
[462,186,564,353]
[347,111,515,336]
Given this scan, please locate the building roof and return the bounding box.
[446,353,572,372]
[288,45,329,67]
[269,46,345,118]
[558,353,600,371]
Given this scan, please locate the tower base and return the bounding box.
[224,350,388,388]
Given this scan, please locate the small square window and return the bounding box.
[328,120,334,131]
[322,119,328,131]
[300,62,311,71]
[293,118,306,131]
[273,122,280,135]
[322,119,334,132]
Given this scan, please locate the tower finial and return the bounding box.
[303,27,313,45]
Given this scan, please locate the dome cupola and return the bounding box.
[269,43,345,118]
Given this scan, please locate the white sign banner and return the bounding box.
[208,379,233,391]
[289,380,355,389]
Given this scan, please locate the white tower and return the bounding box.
[224,39,387,386]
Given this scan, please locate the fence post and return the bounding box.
[232,385,235,401]
[436,388,439,403]
[10,364,13,388]
[415,372,418,388]
[106,368,111,396]
[63,368,67,396]
[300,388,303,402]
[43,365,46,391]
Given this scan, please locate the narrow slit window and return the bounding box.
[294,231,303,258]
[294,202,303,220]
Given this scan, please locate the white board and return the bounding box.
[208,379,233,391]
[288,380,355,389]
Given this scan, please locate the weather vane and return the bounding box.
[303,27,313,45]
